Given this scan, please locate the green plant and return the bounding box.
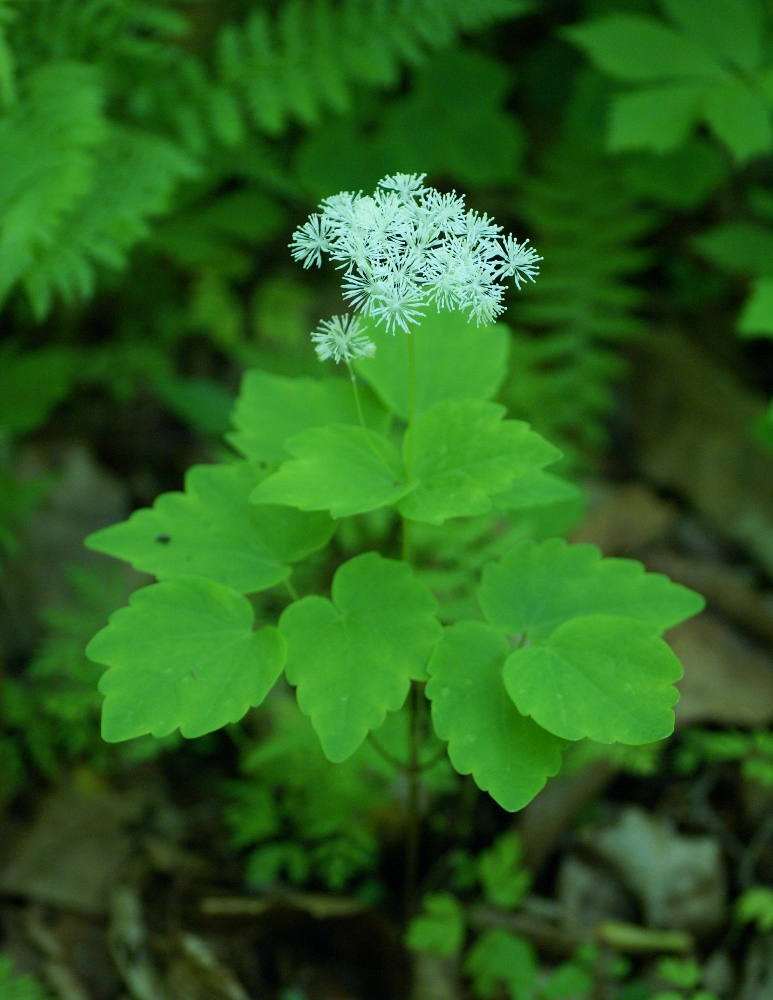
[83,174,704,916]
[0,958,52,1000]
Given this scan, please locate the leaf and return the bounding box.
[465,928,537,1000]
[398,401,561,525]
[86,462,334,594]
[0,62,107,307]
[739,277,773,337]
[377,49,523,188]
[278,553,442,761]
[478,537,705,643]
[608,83,703,153]
[228,370,380,465]
[354,309,510,420]
[620,139,728,210]
[490,469,582,512]
[702,79,773,163]
[405,893,465,957]
[252,424,415,519]
[0,344,76,435]
[87,578,286,741]
[661,0,764,73]
[478,831,531,909]
[564,15,725,83]
[426,621,564,811]
[503,614,683,744]
[693,222,773,275]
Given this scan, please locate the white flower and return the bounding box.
[290,174,541,339]
[310,315,376,364]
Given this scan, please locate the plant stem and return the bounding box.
[404,331,417,480]
[283,578,299,602]
[404,680,422,921]
[401,516,411,564]
[345,360,388,465]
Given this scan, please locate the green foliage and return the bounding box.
[506,76,657,462]
[676,727,773,786]
[215,0,529,138]
[566,0,773,161]
[87,577,286,741]
[465,929,537,999]
[426,621,565,811]
[86,461,334,594]
[252,423,412,518]
[279,552,442,761]
[478,831,531,909]
[736,886,773,932]
[405,892,466,956]
[295,47,523,197]
[0,958,52,1000]
[399,400,562,525]
[355,310,510,420]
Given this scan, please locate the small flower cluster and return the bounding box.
[291,174,541,360]
[310,314,376,364]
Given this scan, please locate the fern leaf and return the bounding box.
[0,61,106,307]
[0,0,17,108]
[22,125,198,318]
[219,0,530,135]
[505,76,658,465]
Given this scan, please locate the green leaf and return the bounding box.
[377,49,523,188]
[478,538,704,643]
[405,893,466,957]
[478,831,531,910]
[398,401,561,525]
[354,309,509,420]
[426,621,564,811]
[252,425,414,519]
[279,553,441,761]
[465,929,537,1000]
[736,886,773,931]
[702,79,773,162]
[620,139,728,210]
[490,469,582,512]
[503,614,682,744]
[661,0,764,73]
[86,462,334,594]
[228,370,377,465]
[739,277,773,337]
[0,344,75,435]
[693,222,773,275]
[87,578,286,741]
[564,15,725,83]
[608,83,703,153]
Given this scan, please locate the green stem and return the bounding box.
[345,361,388,465]
[404,331,417,480]
[283,578,299,602]
[403,680,422,922]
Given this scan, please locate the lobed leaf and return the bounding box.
[354,308,509,420]
[86,462,334,594]
[478,537,704,643]
[661,0,764,74]
[252,424,415,518]
[279,553,442,761]
[398,400,561,525]
[426,621,564,811]
[87,578,285,741]
[465,929,537,1000]
[564,15,725,83]
[228,369,381,465]
[608,83,703,153]
[503,614,682,744]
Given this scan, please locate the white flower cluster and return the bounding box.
[310,314,376,364]
[291,173,542,350]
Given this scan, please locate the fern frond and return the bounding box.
[505,80,657,464]
[23,125,198,317]
[0,61,106,307]
[217,0,529,135]
[0,0,18,108]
